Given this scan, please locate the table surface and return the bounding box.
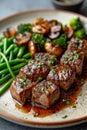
[0,0,87,130]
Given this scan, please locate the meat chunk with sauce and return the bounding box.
[20,60,50,81]
[35,53,58,66]
[67,37,87,58]
[60,50,84,75]
[32,80,60,108]
[47,65,75,91]
[10,76,37,105]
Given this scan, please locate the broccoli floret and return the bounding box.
[70,17,83,31]
[32,33,46,50]
[75,29,87,38]
[53,34,67,49]
[17,23,32,34]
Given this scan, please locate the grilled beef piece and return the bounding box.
[47,66,60,86]
[60,50,84,75]
[35,53,58,66]
[20,60,50,81]
[32,80,60,108]
[67,37,87,58]
[47,65,75,91]
[10,76,37,105]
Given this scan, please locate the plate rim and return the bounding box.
[0,9,87,128]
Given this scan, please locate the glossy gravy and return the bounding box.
[16,60,87,117]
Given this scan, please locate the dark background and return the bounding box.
[0,0,87,130]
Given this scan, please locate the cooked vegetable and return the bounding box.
[3,38,7,53]
[3,27,16,38]
[23,52,31,59]
[70,17,83,31]
[17,46,25,58]
[53,34,67,49]
[49,19,58,26]
[70,17,87,38]
[49,25,62,39]
[0,58,28,69]
[14,32,32,45]
[28,41,40,57]
[0,52,15,79]
[17,23,32,34]
[0,70,19,85]
[5,44,17,56]
[63,25,74,39]
[51,45,63,56]
[0,78,13,95]
[75,29,87,38]
[32,18,44,25]
[44,42,54,52]
[32,33,46,50]
[32,25,47,34]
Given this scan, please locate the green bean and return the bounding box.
[0,36,4,41]
[9,51,13,61]
[12,62,27,70]
[0,58,28,70]
[0,58,4,63]
[0,52,15,78]
[0,42,4,48]
[0,69,8,76]
[7,37,14,45]
[0,48,2,62]
[3,38,7,54]
[0,78,13,96]
[5,44,16,56]
[0,62,27,76]
[17,46,25,58]
[13,46,19,55]
[23,52,31,59]
[0,70,19,85]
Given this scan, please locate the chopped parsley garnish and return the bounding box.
[37,77,43,82]
[49,56,57,65]
[62,99,70,105]
[62,115,68,119]
[74,38,83,45]
[31,101,35,106]
[51,68,56,74]
[72,104,76,108]
[79,93,82,96]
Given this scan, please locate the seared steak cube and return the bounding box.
[57,65,75,91]
[20,60,49,81]
[10,75,37,105]
[35,53,58,66]
[60,50,84,75]
[47,65,75,91]
[68,37,87,58]
[32,80,60,108]
[47,66,60,86]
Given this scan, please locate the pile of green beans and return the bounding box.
[0,37,31,95]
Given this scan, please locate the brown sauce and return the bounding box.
[16,60,87,118]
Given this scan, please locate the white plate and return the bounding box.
[0,10,87,128]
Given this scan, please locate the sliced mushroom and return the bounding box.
[14,32,32,45]
[32,25,47,34]
[41,22,50,34]
[44,42,63,57]
[51,45,63,57]
[49,19,58,27]
[49,25,62,39]
[44,42,55,52]
[32,18,44,25]
[64,25,74,39]
[3,27,16,38]
[28,41,40,57]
